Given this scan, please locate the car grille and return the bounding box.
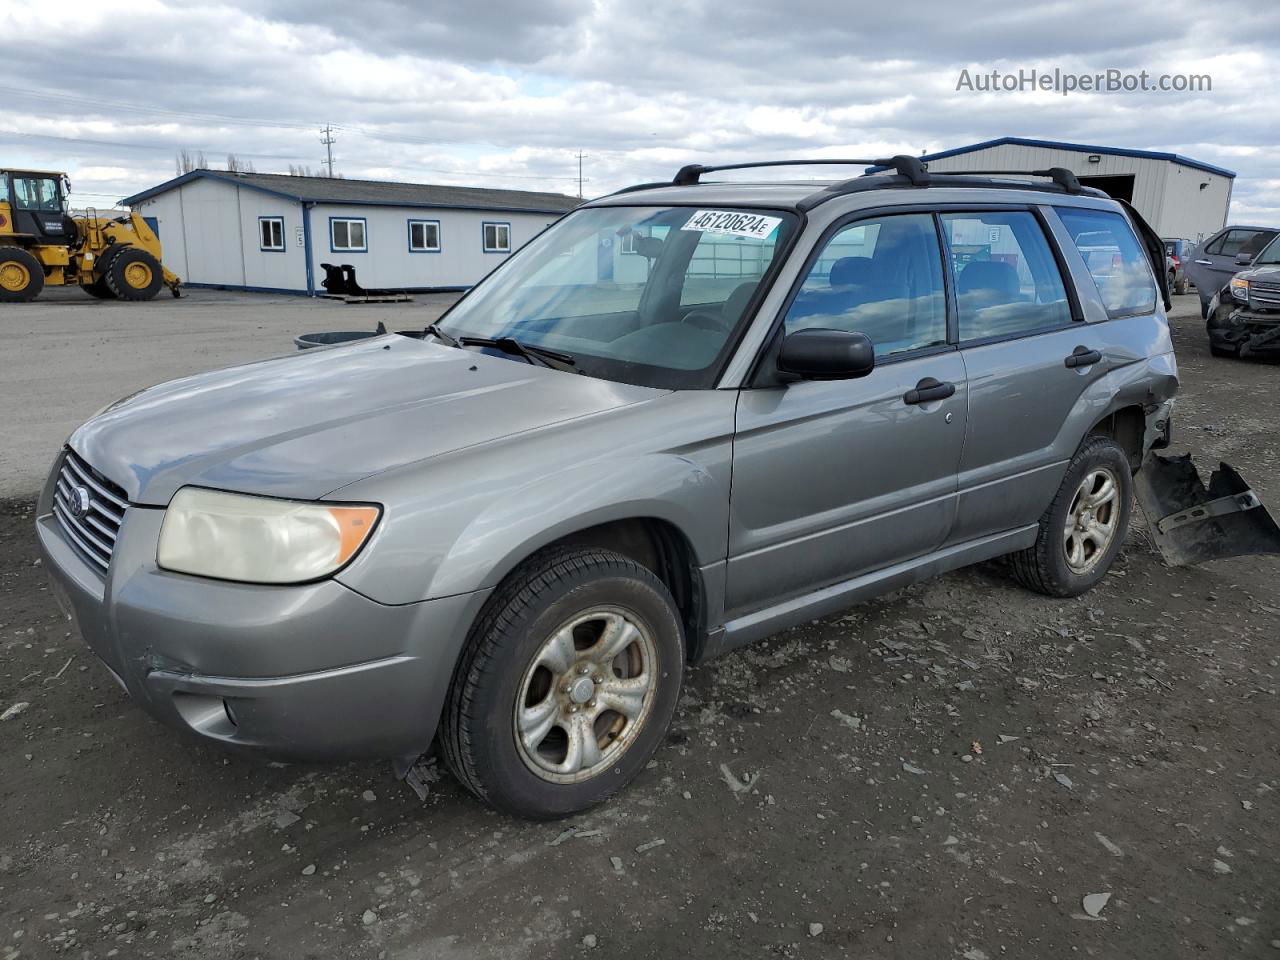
[1251,280,1280,310]
[52,450,130,575]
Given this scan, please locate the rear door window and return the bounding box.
[938,211,1073,341]
[1057,208,1157,317]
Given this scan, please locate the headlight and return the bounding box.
[1230,276,1250,302]
[157,488,381,584]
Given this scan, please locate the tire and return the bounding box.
[1173,276,1188,295]
[0,247,45,303]
[1010,436,1132,598]
[80,278,115,299]
[104,248,163,301]
[440,547,685,819]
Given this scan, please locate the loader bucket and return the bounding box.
[1134,453,1280,566]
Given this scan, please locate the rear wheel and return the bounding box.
[441,547,685,819]
[1010,436,1132,598]
[104,248,163,301]
[0,247,45,303]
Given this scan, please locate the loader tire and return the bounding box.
[0,247,45,303]
[81,278,115,299]
[104,249,163,301]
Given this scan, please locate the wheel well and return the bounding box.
[1088,405,1145,471]
[531,519,707,662]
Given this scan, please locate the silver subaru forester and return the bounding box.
[40,157,1194,818]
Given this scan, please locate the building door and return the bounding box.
[1078,174,1135,203]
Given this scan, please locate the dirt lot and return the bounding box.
[1,297,1277,959]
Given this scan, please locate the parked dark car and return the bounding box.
[1184,225,1279,317]
[1205,234,1280,358]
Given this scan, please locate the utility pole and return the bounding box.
[320,124,337,177]
[575,150,587,198]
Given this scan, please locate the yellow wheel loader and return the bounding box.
[0,169,181,303]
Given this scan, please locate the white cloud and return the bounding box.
[0,0,1273,219]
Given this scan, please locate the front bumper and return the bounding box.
[36,455,491,762]
[1207,301,1280,356]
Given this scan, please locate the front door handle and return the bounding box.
[1064,345,1103,368]
[1193,259,1212,265]
[903,377,956,405]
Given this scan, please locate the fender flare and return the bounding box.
[422,452,722,601]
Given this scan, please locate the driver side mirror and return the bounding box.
[1235,252,1254,265]
[777,328,875,381]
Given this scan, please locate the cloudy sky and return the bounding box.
[4,0,1277,220]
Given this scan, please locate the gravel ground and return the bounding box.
[0,286,453,498]
[1,296,1277,959]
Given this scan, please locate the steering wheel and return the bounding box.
[680,308,730,332]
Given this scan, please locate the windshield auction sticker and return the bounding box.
[681,210,783,240]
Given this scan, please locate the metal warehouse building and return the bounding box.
[122,170,581,295]
[916,137,1234,243]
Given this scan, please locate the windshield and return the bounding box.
[437,205,798,388]
[1254,235,1280,266]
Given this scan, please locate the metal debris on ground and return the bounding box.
[634,838,666,854]
[1,702,30,721]
[1081,892,1111,918]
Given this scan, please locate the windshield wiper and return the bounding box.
[423,322,461,347]
[458,336,577,371]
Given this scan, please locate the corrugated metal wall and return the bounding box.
[922,145,1231,241]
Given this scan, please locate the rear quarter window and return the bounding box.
[1058,209,1157,318]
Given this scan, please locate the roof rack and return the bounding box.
[602,157,1101,209]
[670,155,927,186]
[797,165,1097,210]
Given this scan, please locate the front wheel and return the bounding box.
[1009,436,1132,597]
[440,548,685,819]
[104,248,164,301]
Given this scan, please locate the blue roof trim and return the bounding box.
[122,169,576,215]
[905,137,1235,179]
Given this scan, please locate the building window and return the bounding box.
[330,217,367,252]
[408,219,441,252]
[482,221,511,253]
[259,217,285,251]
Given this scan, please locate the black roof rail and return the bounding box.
[798,165,1102,211]
[669,155,927,186]
[940,167,1083,193]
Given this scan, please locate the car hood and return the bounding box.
[70,336,665,505]
[1240,264,1280,283]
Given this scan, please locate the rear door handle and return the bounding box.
[903,377,956,405]
[1193,259,1212,265]
[1064,346,1103,368]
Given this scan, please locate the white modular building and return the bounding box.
[914,137,1235,242]
[122,170,582,295]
